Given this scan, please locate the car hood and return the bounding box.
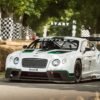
[22,49,73,55]
[10,49,76,59]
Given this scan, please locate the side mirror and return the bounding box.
[82,47,91,53]
[23,45,27,49]
[85,47,91,51]
[84,47,91,53]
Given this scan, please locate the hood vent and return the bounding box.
[48,51,70,54]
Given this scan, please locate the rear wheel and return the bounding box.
[74,60,82,83]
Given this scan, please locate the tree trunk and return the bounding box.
[96,16,100,34]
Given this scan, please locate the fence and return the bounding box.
[0,17,33,40]
[0,17,100,40]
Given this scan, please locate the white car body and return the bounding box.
[5,36,100,82]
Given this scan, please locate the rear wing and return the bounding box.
[81,37,100,41]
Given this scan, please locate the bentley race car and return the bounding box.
[5,36,100,83]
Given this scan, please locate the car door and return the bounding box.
[88,43,97,71]
[82,50,92,73]
[81,40,96,75]
[90,45,100,74]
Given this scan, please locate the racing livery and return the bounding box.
[5,36,100,83]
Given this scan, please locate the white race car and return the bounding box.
[5,36,100,83]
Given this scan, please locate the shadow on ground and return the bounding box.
[0,78,100,93]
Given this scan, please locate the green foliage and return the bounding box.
[29,0,71,32]
[49,25,72,36]
[0,0,34,15]
[14,0,35,16]
[0,0,100,35]
[73,0,100,34]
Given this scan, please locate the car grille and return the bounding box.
[22,58,48,68]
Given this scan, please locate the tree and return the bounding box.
[0,0,35,21]
[0,0,100,35]
[72,0,100,34]
[0,0,71,32]
[26,0,71,32]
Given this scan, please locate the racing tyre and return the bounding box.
[74,60,82,83]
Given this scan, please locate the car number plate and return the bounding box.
[29,68,38,72]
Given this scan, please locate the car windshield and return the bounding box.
[27,38,79,51]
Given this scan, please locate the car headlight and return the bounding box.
[13,57,19,64]
[52,59,60,66]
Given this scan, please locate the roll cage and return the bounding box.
[27,38,79,50]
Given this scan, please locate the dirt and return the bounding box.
[0,40,32,71]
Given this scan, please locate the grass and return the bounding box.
[0,71,5,78]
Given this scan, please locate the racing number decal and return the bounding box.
[89,60,92,70]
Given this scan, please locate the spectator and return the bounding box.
[32,32,39,40]
[81,25,90,37]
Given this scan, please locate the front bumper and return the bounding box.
[5,68,75,82]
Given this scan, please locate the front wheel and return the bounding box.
[74,60,82,83]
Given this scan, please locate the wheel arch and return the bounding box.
[74,58,82,74]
